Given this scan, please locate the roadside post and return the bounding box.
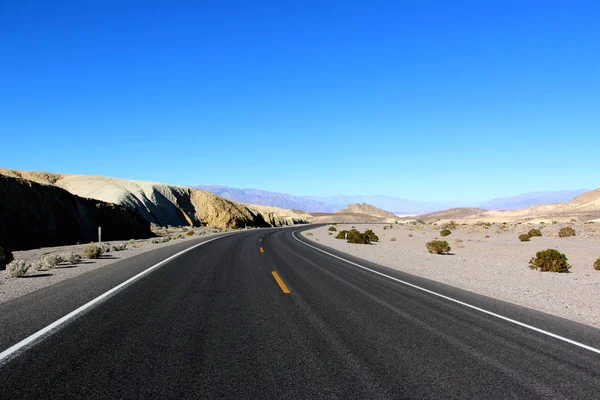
[98,226,102,247]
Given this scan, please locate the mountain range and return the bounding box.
[196,185,590,214]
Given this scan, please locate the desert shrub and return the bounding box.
[335,230,348,240]
[65,252,82,264]
[440,229,451,237]
[6,260,31,278]
[442,221,457,230]
[111,244,127,252]
[182,227,189,232]
[42,254,64,268]
[529,249,571,273]
[528,229,542,237]
[347,229,370,244]
[328,232,333,235]
[306,232,313,236]
[426,240,451,254]
[519,234,531,242]
[559,227,576,238]
[454,239,465,248]
[364,229,379,242]
[328,226,337,232]
[0,247,14,271]
[186,231,195,236]
[390,237,397,241]
[83,245,102,259]
[32,261,46,272]
[595,258,600,271]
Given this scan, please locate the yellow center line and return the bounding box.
[260,247,264,253]
[271,271,290,294]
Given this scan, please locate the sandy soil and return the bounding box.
[0,227,240,305]
[303,222,600,329]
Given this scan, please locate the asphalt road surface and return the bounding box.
[1,226,600,399]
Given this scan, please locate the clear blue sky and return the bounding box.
[1,1,598,203]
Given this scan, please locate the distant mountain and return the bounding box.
[304,195,457,215]
[480,190,590,210]
[196,185,337,212]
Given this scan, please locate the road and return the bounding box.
[1,226,600,399]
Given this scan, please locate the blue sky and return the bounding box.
[1,1,598,203]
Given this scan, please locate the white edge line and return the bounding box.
[292,231,600,355]
[0,233,237,363]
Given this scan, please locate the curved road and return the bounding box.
[1,226,600,399]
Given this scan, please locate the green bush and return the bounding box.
[594,258,600,271]
[328,226,337,232]
[335,230,348,240]
[6,260,31,278]
[558,227,576,238]
[347,229,370,244]
[426,240,451,254]
[519,234,531,242]
[83,245,102,259]
[529,249,571,273]
[440,229,451,237]
[528,229,542,237]
[364,229,379,242]
[0,247,14,271]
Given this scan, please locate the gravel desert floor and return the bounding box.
[303,222,600,329]
[0,226,245,304]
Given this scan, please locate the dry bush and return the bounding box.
[42,254,64,268]
[529,249,571,273]
[440,229,451,237]
[83,245,102,259]
[306,232,314,236]
[454,239,465,248]
[6,260,31,278]
[328,226,337,232]
[594,258,600,271]
[559,227,576,238]
[186,231,195,236]
[390,237,397,241]
[519,234,531,242]
[111,244,127,252]
[528,229,542,237]
[65,252,82,264]
[426,240,451,254]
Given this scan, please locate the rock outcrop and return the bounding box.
[0,174,153,250]
[0,169,310,232]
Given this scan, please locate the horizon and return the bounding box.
[2,1,598,203]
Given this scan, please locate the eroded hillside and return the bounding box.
[0,169,310,230]
[0,174,152,250]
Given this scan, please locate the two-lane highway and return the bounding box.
[1,226,600,399]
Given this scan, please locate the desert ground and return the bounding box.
[303,222,600,329]
[0,226,245,304]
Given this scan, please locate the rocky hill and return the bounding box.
[428,189,600,224]
[0,169,309,231]
[0,174,152,250]
[342,203,398,219]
